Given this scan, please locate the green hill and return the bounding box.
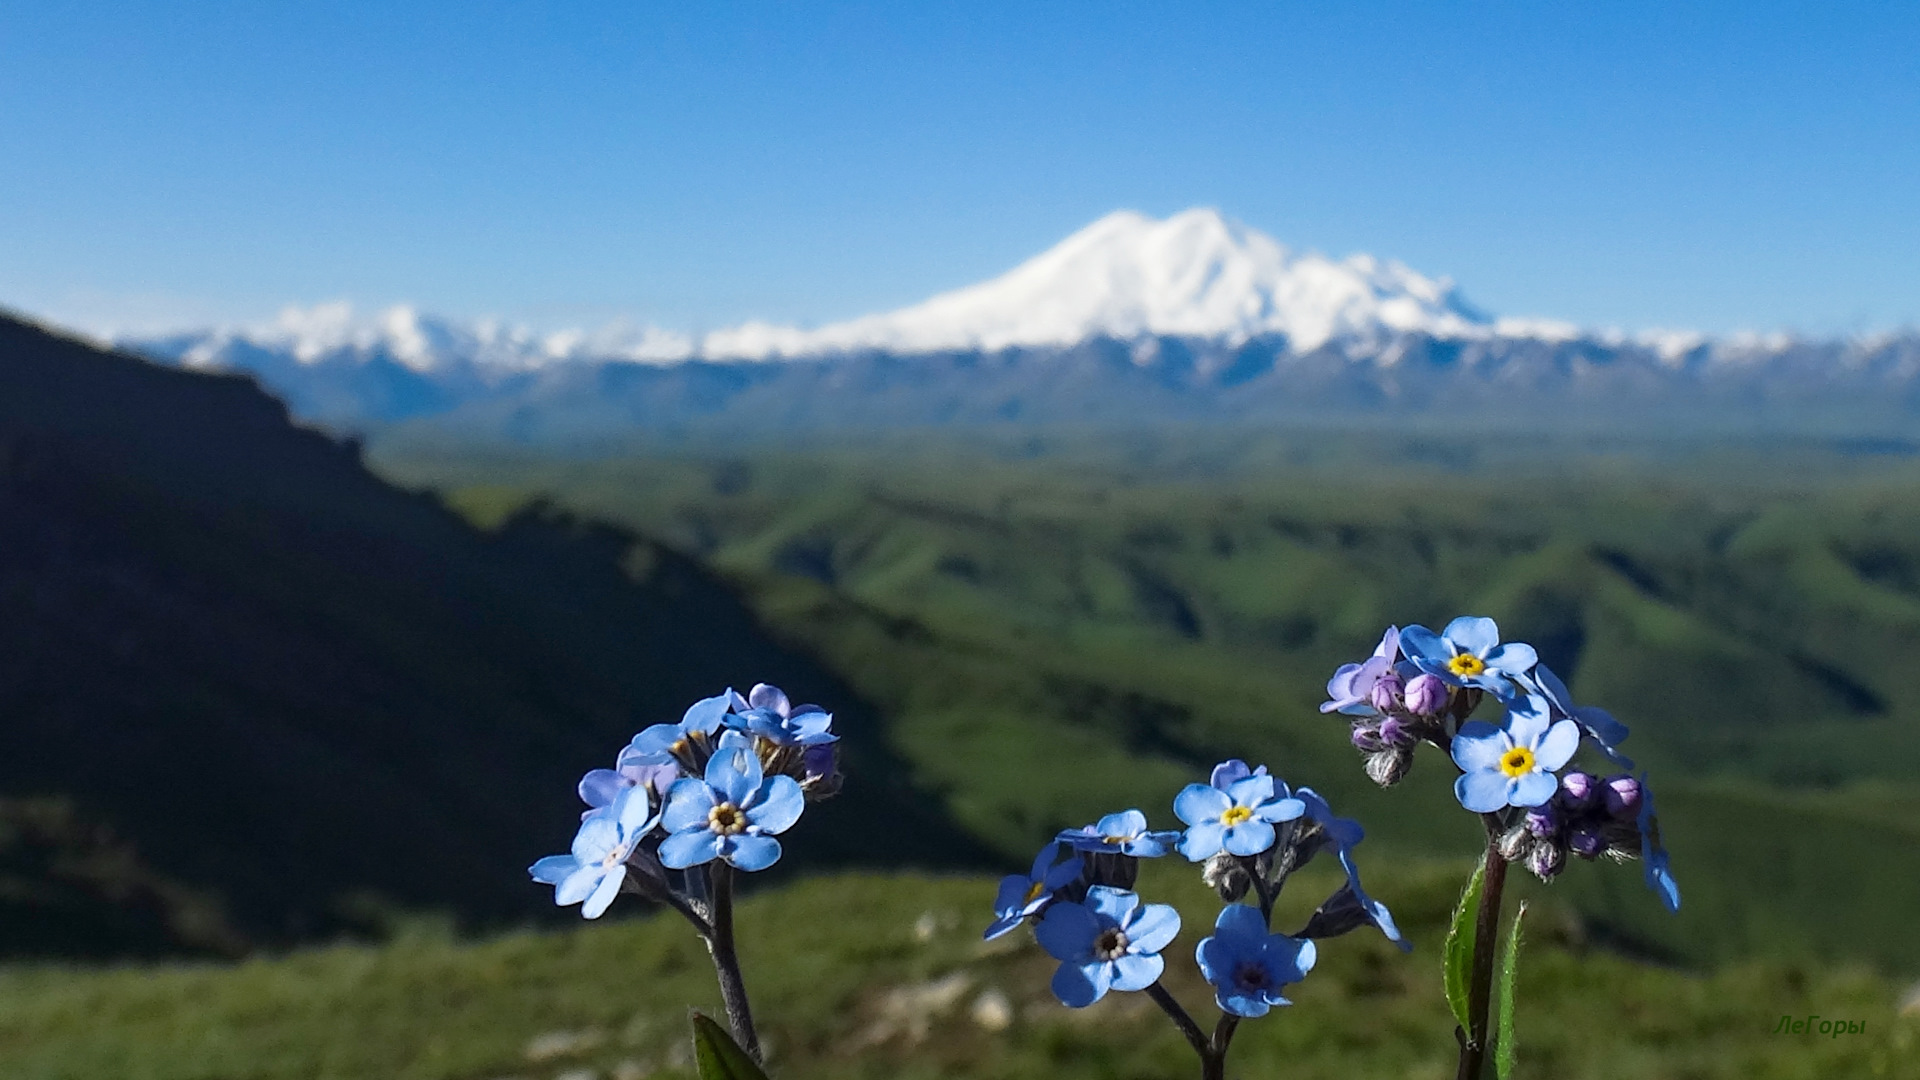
[0,313,980,956]
[374,430,1920,972]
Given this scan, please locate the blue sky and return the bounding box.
[2,1,1917,336]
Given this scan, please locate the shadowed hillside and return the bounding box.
[0,313,984,956]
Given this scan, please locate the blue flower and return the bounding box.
[1035,885,1181,1007]
[984,841,1083,940]
[622,690,742,768]
[1196,904,1317,1017]
[1401,616,1538,699]
[1057,809,1182,858]
[1525,663,1633,767]
[1320,626,1401,714]
[1450,697,1579,812]
[656,732,805,872]
[577,760,680,820]
[1637,775,1681,912]
[1295,788,1410,951]
[1175,763,1306,861]
[529,784,661,919]
[734,682,838,747]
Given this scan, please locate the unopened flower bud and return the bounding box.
[1380,716,1420,748]
[1202,852,1253,902]
[1404,673,1448,716]
[1364,747,1413,787]
[1496,825,1532,861]
[1350,723,1385,753]
[1567,826,1606,859]
[1524,805,1560,840]
[1525,839,1567,881]
[1603,775,1642,820]
[1368,671,1406,713]
[1556,770,1599,813]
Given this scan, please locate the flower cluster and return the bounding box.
[988,757,1402,1034]
[530,684,840,918]
[1323,616,1679,910]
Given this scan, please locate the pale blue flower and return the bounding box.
[1401,616,1537,699]
[1035,886,1181,1007]
[657,732,804,872]
[1196,904,1316,1017]
[1450,697,1579,812]
[985,842,1083,940]
[529,784,660,919]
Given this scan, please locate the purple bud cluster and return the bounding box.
[1498,770,1645,883]
[1346,670,1451,788]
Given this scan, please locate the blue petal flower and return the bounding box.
[734,681,839,747]
[656,731,807,872]
[530,785,660,919]
[1057,809,1181,858]
[1295,788,1409,951]
[1320,627,1401,714]
[1196,904,1317,1017]
[1175,763,1306,861]
[1526,663,1634,768]
[985,842,1084,940]
[1035,886,1180,1008]
[1402,616,1537,699]
[1449,698,1580,812]
[623,691,741,766]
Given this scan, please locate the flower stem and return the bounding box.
[1145,982,1240,1080]
[702,862,762,1062]
[1455,821,1510,1080]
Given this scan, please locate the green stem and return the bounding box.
[1455,823,1509,1080]
[703,862,762,1062]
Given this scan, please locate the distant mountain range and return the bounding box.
[115,208,1920,441]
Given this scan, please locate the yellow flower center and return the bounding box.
[1499,747,1536,778]
[1025,881,1047,904]
[708,803,747,835]
[1449,653,1487,678]
[1221,805,1254,827]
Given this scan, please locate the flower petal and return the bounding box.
[1050,960,1110,1008]
[570,815,620,863]
[1450,722,1508,772]
[1455,769,1512,813]
[1257,796,1306,824]
[1174,783,1232,827]
[1177,820,1227,861]
[612,784,655,832]
[660,778,717,834]
[682,692,734,734]
[1124,902,1181,955]
[1398,624,1446,660]
[1510,770,1558,807]
[1083,885,1139,926]
[1222,819,1277,857]
[1036,902,1100,962]
[1444,616,1501,656]
[1484,641,1537,674]
[1225,774,1275,807]
[580,866,625,918]
[747,683,790,716]
[577,769,627,809]
[746,776,804,835]
[658,829,722,869]
[529,854,578,885]
[1534,719,1581,772]
[1503,696,1552,745]
[706,747,762,806]
[1109,952,1163,992]
[1097,809,1148,838]
[1212,902,1267,942]
[554,865,605,907]
[725,834,782,872]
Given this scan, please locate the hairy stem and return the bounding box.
[703,862,762,1062]
[1455,822,1509,1080]
[1145,982,1210,1062]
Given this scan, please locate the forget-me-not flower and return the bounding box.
[1525,663,1633,767]
[1057,809,1182,858]
[1321,626,1401,715]
[734,682,838,747]
[1296,787,1410,951]
[578,760,680,820]
[1195,904,1317,1017]
[1450,697,1579,812]
[1401,616,1538,700]
[1175,761,1306,861]
[657,732,805,872]
[985,841,1084,940]
[1035,885,1181,1007]
[1636,775,1681,912]
[529,784,661,919]
[622,690,743,769]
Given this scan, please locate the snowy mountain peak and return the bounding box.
[700,207,1491,359]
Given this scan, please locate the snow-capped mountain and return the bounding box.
[703,208,1512,358]
[107,208,1920,440]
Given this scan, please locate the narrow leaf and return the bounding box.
[1443,854,1487,1035]
[1493,901,1528,1080]
[691,1011,770,1080]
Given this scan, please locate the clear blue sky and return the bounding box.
[2,1,1917,336]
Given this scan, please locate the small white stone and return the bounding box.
[971,988,1014,1032]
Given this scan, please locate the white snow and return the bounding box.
[700,208,1495,358]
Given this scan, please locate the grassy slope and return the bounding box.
[1,864,1914,1080]
[373,433,1920,973]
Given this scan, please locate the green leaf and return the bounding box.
[691,1011,770,1080]
[1443,854,1487,1036]
[1492,901,1528,1080]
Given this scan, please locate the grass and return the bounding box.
[2,864,1916,1080]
